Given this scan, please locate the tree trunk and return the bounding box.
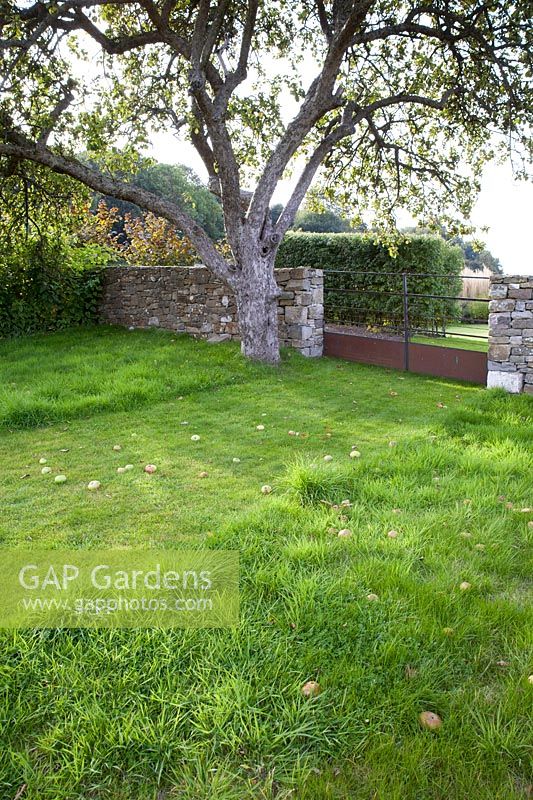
[233,262,280,364]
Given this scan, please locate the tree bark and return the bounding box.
[233,257,280,364]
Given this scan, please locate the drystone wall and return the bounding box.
[99,265,324,356]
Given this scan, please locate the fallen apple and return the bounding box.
[419,711,442,731]
[112,445,121,452]
[261,484,272,494]
[387,530,399,538]
[39,458,47,465]
[117,467,126,474]
[301,680,321,698]
[459,581,471,591]
[41,467,52,475]
[54,475,67,484]
[323,455,333,462]
[338,529,352,538]
[198,471,208,478]
[87,480,101,491]
[366,593,379,602]
[256,424,265,431]
[144,464,157,474]
[124,464,134,471]
[232,457,241,463]
[191,435,201,441]
[349,450,361,459]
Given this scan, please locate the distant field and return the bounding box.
[414,322,488,352]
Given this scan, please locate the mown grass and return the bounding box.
[0,327,531,800]
[413,322,488,352]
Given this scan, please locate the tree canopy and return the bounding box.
[0,1,531,361]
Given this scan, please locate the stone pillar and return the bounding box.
[487,275,533,394]
[275,267,324,357]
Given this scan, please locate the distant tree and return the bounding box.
[403,225,503,275]
[269,204,284,226]
[98,163,225,241]
[450,237,503,275]
[293,208,351,233]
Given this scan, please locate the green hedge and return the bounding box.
[276,233,463,333]
[0,238,108,338]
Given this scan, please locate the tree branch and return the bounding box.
[245,1,374,232]
[0,130,234,282]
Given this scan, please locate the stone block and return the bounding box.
[489,336,512,344]
[207,334,232,344]
[511,310,533,320]
[488,344,511,361]
[487,371,524,393]
[487,361,516,372]
[285,306,308,324]
[148,317,160,327]
[274,269,291,283]
[286,279,311,291]
[508,288,533,300]
[489,299,515,313]
[489,312,511,327]
[307,304,324,320]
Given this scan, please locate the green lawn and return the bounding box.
[413,322,489,352]
[0,327,532,800]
